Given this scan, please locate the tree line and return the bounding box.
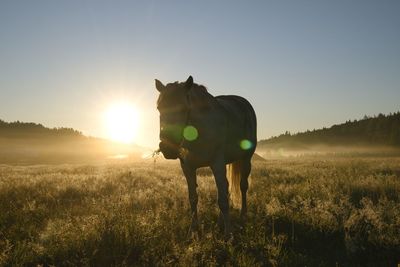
[259,111,400,147]
[0,120,85,140]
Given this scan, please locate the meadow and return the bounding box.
[0,156,399,266]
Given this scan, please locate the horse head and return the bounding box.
[155,76,193,159]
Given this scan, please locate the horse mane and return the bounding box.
[187,83,216,111]
[191,83,208,94]
[189,82,214,102]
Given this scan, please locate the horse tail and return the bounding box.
[227,160,242,208]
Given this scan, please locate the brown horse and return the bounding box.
[155,76,257,238]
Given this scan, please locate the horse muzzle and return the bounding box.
[159,141,179,159]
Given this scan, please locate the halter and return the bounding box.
[157,90,194,160]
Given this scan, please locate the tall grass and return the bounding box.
[0,157,399,266]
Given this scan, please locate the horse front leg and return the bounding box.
[181,161,199,235]
[211,159,231,239]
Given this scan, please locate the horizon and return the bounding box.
[1,1,400,148]
[1,109,398,146]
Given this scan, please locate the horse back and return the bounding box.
[215,95,257,161]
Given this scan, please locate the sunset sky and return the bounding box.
[1,1,400,148]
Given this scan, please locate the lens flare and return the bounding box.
[240,139,253,150]
[183,125,198,141]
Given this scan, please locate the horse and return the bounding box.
[155,76,257,238]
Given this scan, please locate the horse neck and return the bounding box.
[189,89,216,113]
[188,91,220,127]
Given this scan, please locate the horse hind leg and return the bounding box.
[211,157,232,240]
[240,158,251,220]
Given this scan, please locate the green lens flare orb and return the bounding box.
[183,126,198,141]
[240,139,253,150]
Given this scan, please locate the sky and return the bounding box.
[1,0,400,148]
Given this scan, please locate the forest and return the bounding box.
[0,120,85,140]
[258,112,400,150]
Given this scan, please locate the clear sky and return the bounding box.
[1,0,399,148]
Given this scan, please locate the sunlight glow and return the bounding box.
[104,103,139,144]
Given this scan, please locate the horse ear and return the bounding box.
[185,76,193,90]
[155,79,165,92]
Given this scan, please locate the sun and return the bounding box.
[104,102,139,144]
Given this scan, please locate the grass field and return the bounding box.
[1,157,399,266]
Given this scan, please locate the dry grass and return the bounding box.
[0,157,399,266]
